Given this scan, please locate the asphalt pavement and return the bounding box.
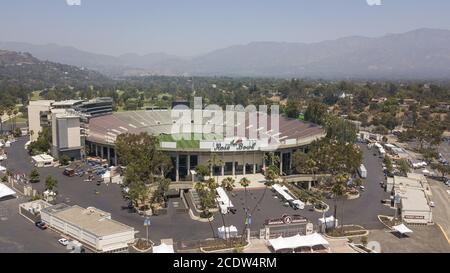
[2,137,394,251]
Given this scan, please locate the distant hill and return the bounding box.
[2,28,450,79]
[0,49,111,89]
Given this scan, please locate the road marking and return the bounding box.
[437,224,450,246]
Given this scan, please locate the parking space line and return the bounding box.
[437,224,450,246]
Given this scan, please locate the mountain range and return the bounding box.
[0,49,110,89]
[2,28,450,79]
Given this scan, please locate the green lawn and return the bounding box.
[158,133,223,149]
[30,91,43,101]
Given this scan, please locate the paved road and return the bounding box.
[330,143,393,229]
[428,178,450,242]
[369,225,450,253]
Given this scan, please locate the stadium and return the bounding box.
[85,109,326,182]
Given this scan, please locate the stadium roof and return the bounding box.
[87,110,325,149]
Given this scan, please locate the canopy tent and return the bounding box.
[153,243,175,253]
[392,224,413,235]
[0,183,16,199]
[268,233,329,252]
[218,225,238,239]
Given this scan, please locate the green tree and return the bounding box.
[331,174,347,233]
[29,168,40,183]
[44,175,58,191]
[116,133,172,210]
[59,155,70,166]
[195,165,210,180]
[431,163,450,181]
[304,101,328,126]
[285,100,300,119]
[383,155,394,177]
[398,159,410,176]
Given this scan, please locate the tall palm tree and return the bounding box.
[331,174,347,232]
[250,165,279,217]
[194,181,216,239]
[12,109,18,132]
[221,177,235,241]
[207,154,223,183]
[0,107,4,135]
[6,108,13,133]
[239,177,251,241]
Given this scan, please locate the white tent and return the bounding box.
[0,165,6,172]
[153,243,175,253]
[268,233,329,252]
[392,224,413,235]
[218,225,238,239]
[0,183,16,199]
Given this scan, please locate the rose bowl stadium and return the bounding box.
[85,109,326,182]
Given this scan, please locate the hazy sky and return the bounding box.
[1,0,450,56]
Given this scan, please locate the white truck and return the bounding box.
[358,164,368,178]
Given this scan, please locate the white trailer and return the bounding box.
[358,164,368,178]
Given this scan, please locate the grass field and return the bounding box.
[158,133,223,149]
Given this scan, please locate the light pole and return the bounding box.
[144,217,151,244]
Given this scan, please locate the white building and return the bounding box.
[28,100,54,142]
[40,204,135,253]
[31,154,55,168]
[399,188,432,225]
[387,174,433,224]
[51,110,82,160]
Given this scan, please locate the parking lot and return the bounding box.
[2,137,395,251]
[368,225,450,253]
[0,197,67,253]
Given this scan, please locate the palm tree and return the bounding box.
[250,165,279,217]
[305,158,319,188]
[12,109,18,132]
[207,154,223,182]
[194,182,216,238]
[6,108,12,134]
[331,174,347,233]
[239,177,251,241]
[221,177,235,241]
[0,107,4,135]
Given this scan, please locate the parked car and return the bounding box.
[58,238,69,246]
[63,168,75,177]
[35,221,47,230]
[359,186,366,192]
[429,201,436,207]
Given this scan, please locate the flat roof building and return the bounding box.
[51,111,82,161]
[399,188,432,225]
[28,100,54,142]
[40,204,135,253]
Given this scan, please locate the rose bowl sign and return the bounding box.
[265,214,308,226]
[212,138,259,152]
